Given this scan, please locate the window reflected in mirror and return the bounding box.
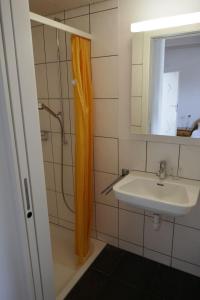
[150,33,200,138]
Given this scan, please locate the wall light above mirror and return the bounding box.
[131,12,200,32]
[131,22,200,140]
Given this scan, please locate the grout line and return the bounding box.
[143,246,171,260]
[94,136,118,140]
[142,214,145,256]
[90,7,118,15]
[91,54,118,59]
[177,144,181,176]
[170,220,175,267]
[89,4,91,34]
[34,54,118,66]
[93,97,119,100]
[65,13,90,21]
[145,141,148,172]
[172,256,200,268]
[119,238,143,249]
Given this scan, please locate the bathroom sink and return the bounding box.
[113,172,200,216]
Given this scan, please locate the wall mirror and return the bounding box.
[131,24,200,139]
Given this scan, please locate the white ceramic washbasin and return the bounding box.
[113,172,200,216]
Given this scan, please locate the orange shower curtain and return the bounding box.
[71,35,93,263]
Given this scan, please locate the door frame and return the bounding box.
[0,0,55,299]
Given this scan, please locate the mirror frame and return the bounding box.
[131,23,200,145]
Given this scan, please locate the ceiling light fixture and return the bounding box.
[131,12,200,32]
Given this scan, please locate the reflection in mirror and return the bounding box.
[150,33,200,138]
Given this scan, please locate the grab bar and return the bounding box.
[101,169,129,195]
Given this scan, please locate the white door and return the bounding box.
[0,0,55,299]
[0,25,35,300]
[160,72,179,136]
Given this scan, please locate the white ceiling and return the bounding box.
[29,0,106,15]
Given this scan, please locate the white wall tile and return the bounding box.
[175,197,200,230]
[31,20,40,27]
[66,5,89,19]
[144,248,171,266]
[95,171,118,207]
[44,25,58,62]
[65,15,90,60]
[97,232,118,247]
[147,142,179,176]
[119,240,143,256]
[119,209,144,245]
[179,145,200,180]
[59,219,75,231]
[69,100,75,134]
[92,56,118,98]
[172,258,200,277]
[54,164,74,195]
[60,61,68,98]
[71,134,75,165]
[90,0,118,13]
[42,132,53,162]
[94,99,118,137]
[46,63,61,98]
[96,203,118,237]
[173,224,200,266]
[49,215,59,225]
[67,62,74,98]
[94,137,118,174]
[144,216,173,255]
[46,190,57,217]
[48,100,62,132]
[119,139,146,171]
[63,100,71,133]
[131,65,143,96]
[91,9,118,57]
[58,23,67,61]
[47,12,65,20]
[35,64,48,98]
[131,97,142,126]
[57,192,75,223]
[132,33,144,65]
[32,26,45,64]
[119,202,144,215]
[52,133,72,165]
[44,162,55,190]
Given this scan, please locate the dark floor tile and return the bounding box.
[65,269,108,300]
[66,245,200,300]
[91,245,125,275]
[112,251,163,289]
[177,270,200,299]
[97,279,145,300]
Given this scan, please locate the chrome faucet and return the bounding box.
[158,160,167,179]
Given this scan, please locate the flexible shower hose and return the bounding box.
[41,104,75,214]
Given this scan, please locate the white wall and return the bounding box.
[165,45,200,128]
[119,0,200,138]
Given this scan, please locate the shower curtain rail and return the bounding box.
[30,12,93,40]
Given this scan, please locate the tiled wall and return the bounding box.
[32,10,75,230]
[32,0,200,277]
